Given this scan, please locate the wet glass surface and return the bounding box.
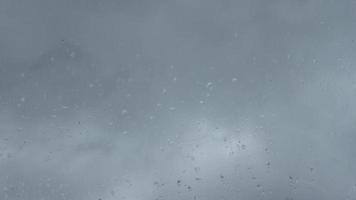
[1,0,356,199]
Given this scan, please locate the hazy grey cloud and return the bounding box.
[1,0,356,199]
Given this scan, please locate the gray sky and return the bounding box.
[1,0,356,199]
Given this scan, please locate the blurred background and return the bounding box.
[1,0,356,199]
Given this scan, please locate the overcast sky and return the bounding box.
[1,0,356,199]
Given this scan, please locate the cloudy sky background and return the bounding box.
[1,0,356,199]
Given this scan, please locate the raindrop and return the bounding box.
[266,162,271,167]
[121,109,128,115]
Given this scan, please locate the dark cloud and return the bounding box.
[1,0,356,199]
